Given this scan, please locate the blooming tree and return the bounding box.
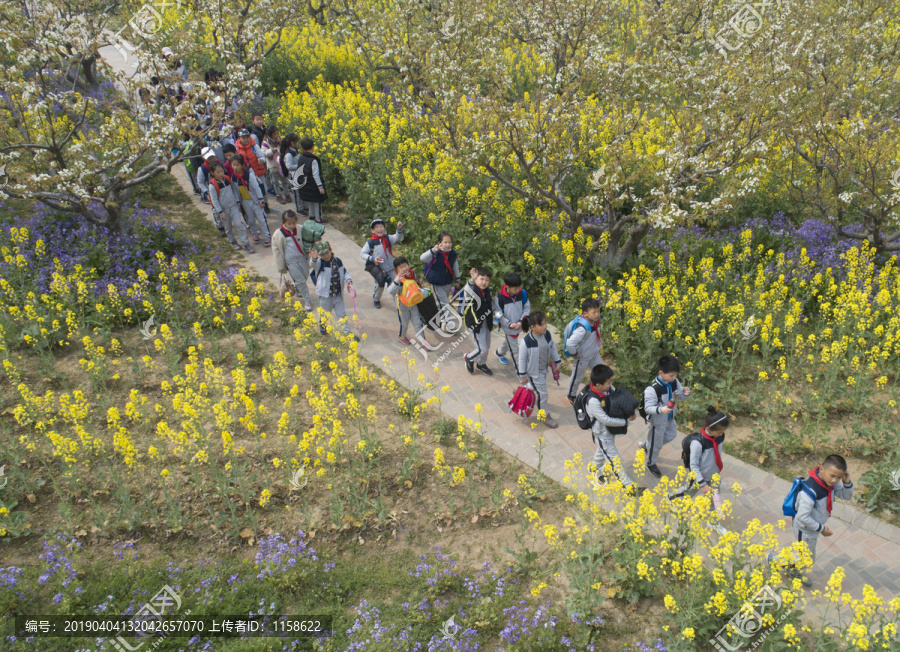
[334,0,783,266]
[775,0,900,253]
[334,0,900,264]
[0,0,292,230]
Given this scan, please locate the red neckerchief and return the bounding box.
[808,467,833,514]
[701,427,723,471]
[437,249,455,276]
[280,226,305,255]
[500,284,521,300]
[583,313,601,346]
[373,234,392,256]
[589,386,610,399]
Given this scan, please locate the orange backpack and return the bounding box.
[399,279,424,307]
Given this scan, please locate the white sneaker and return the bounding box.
[714,524,728,536]
[303,301,312,311]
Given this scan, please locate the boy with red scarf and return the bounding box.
[361,219,404,309]
[388,257,436,350]
[687,406,730,496]
[565,298,604,405]
[790,454,853,586]
[493,272,531,373]
[587,365,639,492]
[462,267,495,375]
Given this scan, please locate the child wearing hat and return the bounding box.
[310,241,359,341]
[360,219,404,309]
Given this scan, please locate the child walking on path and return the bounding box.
[462,267,495,376]
[494,272,530,374]
[206,161,252,252]
[586,365,638,491]
[639,354,691,478]
[387,257,436,350]
[279,132,303,213]
[230,155,271,247]
[263,126,290,204]
[565,298,603,404]
[516,311,561,428]
[789,455,853,586]
[235,128,270,212]
[309,241,359,341]
[271,210,312,311]
[361,219,404,309]
[420,232,460,318]
[295,138,327,224]
[686,406,729,496]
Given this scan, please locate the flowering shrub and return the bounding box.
[0,202,248,351]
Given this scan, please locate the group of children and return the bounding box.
[350,222,855,586]
[193,114,328,252]
[192,139,856,588]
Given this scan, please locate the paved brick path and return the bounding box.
[158,158,899,602]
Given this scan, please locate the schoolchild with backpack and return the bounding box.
[515,311,561,428]
[279,132,303,212]
[564,298,604,405]
[577,365,639,491]
[295,138,328,224]
[494,272,531,374]
[309,241,359,342]
[638,355,692,478]
[271,210,313,311]
[206,160,252,252]
[461,267,495,376]
[681,406,729,497]
[777,454,853,586]
[230,155,271,247]
[361,219,404,309]
[420,232,460,319]
[387,257,436,351]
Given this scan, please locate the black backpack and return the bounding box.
[573,385,607,431]
[680,433,703,468]
[637,378,666,422]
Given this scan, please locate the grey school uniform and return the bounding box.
[310,257,352,333]
[517,331,561,413]
[792,473,854,564]
[388,276,426,342]
[688,431,725,492]
[565,318,604,401]
[272,227,312,307]
[207,175,249,247]
[360,228,404,301]
[494,287,531,375]
[420,248,460,317]
[234,170,270,239]
[587,389,632,487]
[642,378,687,466]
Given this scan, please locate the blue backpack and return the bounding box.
[782,478,817,517]
[563,316,592,357]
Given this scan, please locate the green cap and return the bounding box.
[313,241,331,254]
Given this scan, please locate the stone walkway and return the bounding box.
[169,162,900,601]
[100,39,899,605]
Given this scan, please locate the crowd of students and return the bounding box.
[148,59,853,587]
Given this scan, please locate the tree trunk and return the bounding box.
[611,222,651,267]
[81,53,101,92]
